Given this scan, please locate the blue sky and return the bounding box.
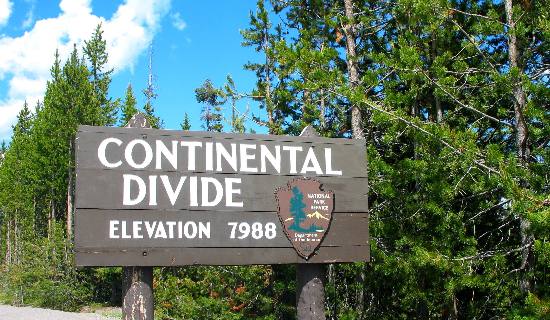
[0,0,266,141]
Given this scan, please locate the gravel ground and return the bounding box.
[0,305,119,320]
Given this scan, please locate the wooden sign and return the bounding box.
[74,125,369,266]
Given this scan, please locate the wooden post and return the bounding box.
[123,113,154,320]
[296,125,326,320]
[123,266,154,320]
[297,264,326,320]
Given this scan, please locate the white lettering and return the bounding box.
[239,144,257,172]
[123,174,146,205]
[260,145,280,173]
[154,222,167,238]
[198,222,210,238]
[133,221,143,238]
[225,178,243,207]
[282,146,303,174]
[160,175,187,206]
[98,138,122,168]
[166,221,177,238]
[121,221,131,239]
[301,147,323,174]
[149,175,157,205]
[155,140,178,170]
[180,141,202,170]
[325,148,342,175]
[216,143,238,171]
[201,177,223,206]
[189,176,198,206]
[184,221,197,238]
[109,220,119,238]
[145,221,157,238]
[205,142,214,171]
[125,139,153,169]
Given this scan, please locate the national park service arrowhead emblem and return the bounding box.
[275,178,334,259]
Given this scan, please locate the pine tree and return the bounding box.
[180,112,191,130]
[120,84,138,125]
[223,75,247,133]
[241,0,289,134]
[13,101,32,135]
[84,23,117,126]
[143,101,162,129]
[289,186,306,232]
[195,79,224,132]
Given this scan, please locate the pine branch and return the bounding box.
[362,98,501,174]
[447,7,507,26]
[446,241,533,262]
[420,70,512,127]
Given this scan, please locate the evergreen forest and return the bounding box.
[0,0,549,319]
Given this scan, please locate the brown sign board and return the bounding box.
[74,125,369,266]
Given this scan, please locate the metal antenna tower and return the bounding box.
[144,42,157,105]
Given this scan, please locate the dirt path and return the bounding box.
[0,305,119,320]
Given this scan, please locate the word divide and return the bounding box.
[97,138,343,175]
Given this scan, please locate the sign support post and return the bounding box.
[123,266,153,320]
[297,263,326,320]
[296,126,326,320]
[122,113,154,320]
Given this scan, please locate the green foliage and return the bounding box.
[1,1,549,319]
[154,266,294,319]
[143,101,163,129]
[181,112,192,130]
[0,24,126,312]
[195,79,224,132]
[0,222,92,311]
[120,84,138,126]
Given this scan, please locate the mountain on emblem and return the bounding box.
[275,178,334,259]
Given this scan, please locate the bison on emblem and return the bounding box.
[275,178,334,259]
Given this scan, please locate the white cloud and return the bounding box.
[0,0,171,140]
[170,12,186,31]
[0,0,12,27]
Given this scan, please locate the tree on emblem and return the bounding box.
[289,186,307,232]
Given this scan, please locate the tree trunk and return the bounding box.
[265,41,274,133]
[343,2,366,316]
[6,219,11,265]
[67,138,74,239]
[326,264,335,319]
[0,218,3,264]
[432,32,443,123]
[14,214,19,265]
[319,42,327,131]
[303,89,310,118]
[435,94,443,123]
[320,89,326,131]
[48,199,56,240]
[451,292,459,319]
[505,0,529,162]
[343,0,363,139]
[504,0,533,293]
